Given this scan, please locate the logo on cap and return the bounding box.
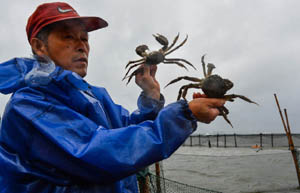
[57,7,73,13]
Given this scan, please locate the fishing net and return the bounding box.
[295,148,300,168]
[183,133,300,148]
[137,161,222,193]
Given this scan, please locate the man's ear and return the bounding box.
[30,38,48,56]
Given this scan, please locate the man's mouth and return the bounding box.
[74,57,88,64]
[77,58,88,62]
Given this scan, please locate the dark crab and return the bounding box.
[164,55,258,127]
[122,33,196,84]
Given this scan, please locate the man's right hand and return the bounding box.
[135,64,161,101]
[188,98,225,123]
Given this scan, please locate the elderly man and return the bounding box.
[0,2,225,193]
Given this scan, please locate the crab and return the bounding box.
[164,55,258,127]
[122,33,196,84]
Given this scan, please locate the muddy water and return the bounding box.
[162,147,300,193]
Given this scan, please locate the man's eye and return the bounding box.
[65,35,74,39]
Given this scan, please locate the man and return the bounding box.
[0,2,225,193]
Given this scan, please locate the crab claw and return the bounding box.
[135,45,149,57]
[207,63,216,76]
[153,33,169,46]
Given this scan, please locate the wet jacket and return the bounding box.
[0,58,197,193]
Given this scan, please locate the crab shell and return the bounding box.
[145,51,165,65]
[202,74,234,98]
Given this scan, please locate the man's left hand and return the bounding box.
[135,64,160,100]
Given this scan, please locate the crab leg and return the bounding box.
[177,83,202,101]
[123,62,144,80]
[224,94,259,105]
[164,76,203,88]
[163,61,188,71]
[165,33,180,52]
[221,105,229,115]
[165,58,196,70]
[165,35,188,56]
[125,58,144,69]
[218,106,233,128]
[201,55,207,77]
[125,72,135,85]
[124,67,144,85]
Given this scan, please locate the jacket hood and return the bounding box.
[0,57,58,94]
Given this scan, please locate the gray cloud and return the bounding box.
[1,0,299,134]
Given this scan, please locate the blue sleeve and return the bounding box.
[129,91,165,124]
[90,87,164,127]
[1,88,197,184]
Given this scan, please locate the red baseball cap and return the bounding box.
[26,2,108,43]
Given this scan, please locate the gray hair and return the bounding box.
[31,23,56,63]
[31,22,57,55]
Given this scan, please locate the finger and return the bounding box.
[207,98,226,107]
[150,65,157,77]
[193,92,197,99]
[210,108,220,118]
[193,92,201,99]
[193,92,198,99]
[193,92,207,99]
[202,108,219,124]
[134,67,144,81]
[143,64,150,76]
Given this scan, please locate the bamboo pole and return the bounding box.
[274,94,288,133]
[274,94,300,187]
[138,176,150,193]
[155,162,162,193]
[271,134,274,147]
[284,109,300,186]
[234,133,237,148]
[260,133,263,148]
[284,109,294,150]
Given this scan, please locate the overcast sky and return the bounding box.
[0,0,299,134]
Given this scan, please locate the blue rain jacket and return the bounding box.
[0,58,197,193]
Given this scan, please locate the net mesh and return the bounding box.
[183,133,300,148]
[137,162,222,193]
[137,133,300,193]
[295,148,300,170]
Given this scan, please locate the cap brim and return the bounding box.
[78,16,108,32]
[29,16,108,43]
[44,16,109,33]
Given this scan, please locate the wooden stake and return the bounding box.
[284,109,300,186]
[284,109,294,150]
[138,176,150,193]
[274,94,288,134]
[274,94,300,187]
[155,162,162,193]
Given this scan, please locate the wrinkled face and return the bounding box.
[44,20,90,77]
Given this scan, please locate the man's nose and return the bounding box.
[76,40,89,53]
